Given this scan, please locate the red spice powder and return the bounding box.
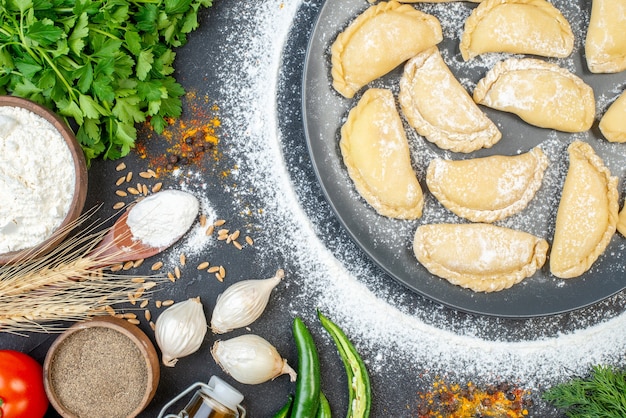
[416,378,532,418]
[136,91,221,176]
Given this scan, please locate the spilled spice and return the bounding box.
[136,90,221,175]
[416,378,532,418]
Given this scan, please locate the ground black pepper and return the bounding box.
[49,327,148,418]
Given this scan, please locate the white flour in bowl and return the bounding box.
[0,106,75,253]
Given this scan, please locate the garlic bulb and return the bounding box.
[210,269,284,334]
[211,334,297,384]
[155,297,208,367]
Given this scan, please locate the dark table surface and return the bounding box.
[2,0,626,417]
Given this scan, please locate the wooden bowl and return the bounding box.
[0,96,88,265]
[43,316,160,418]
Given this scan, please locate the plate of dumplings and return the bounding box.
[302,0,626,317]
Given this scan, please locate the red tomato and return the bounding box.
[0,350,48,418]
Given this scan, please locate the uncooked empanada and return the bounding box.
[331,1,443,99]
[426,147,549,222]
[550,141,618,279]
[585,0,626,73]
[399,46,501,153]
[413,223,549,292]
[473,58,595,133]
[369,0,481,2]
[618,204,626,237]
[460,0,574,61]
[599,90,626,143]
[340,88,424,219]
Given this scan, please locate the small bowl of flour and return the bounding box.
[0,96,88,264]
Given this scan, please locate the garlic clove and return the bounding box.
[210,269,284,334]
[211,334,297,385]
[155,297,208,367]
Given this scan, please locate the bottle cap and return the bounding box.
[207,375,244,412]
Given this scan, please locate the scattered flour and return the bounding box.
[197,0,626,413]
[0,106,75,253]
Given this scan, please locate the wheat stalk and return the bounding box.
[0,208,164,335]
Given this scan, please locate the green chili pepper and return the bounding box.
[290,317,321,418]
[273,395,294,418]
[316,392,332,418]
[318,311,371,418]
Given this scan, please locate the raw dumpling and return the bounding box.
[413,223,549,292]
[331,1,443,99]
[585,0,626,73]
[618,204,626,237]
[550,141,618,279]
[599,90,626,143]
[398,46,501,153]
[473,58,595,133]
[426,147,549,222]
[340,88,424,219]
[369,0,481,2]
[460,0,574,61]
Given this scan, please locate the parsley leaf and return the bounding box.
[0,0,213,163]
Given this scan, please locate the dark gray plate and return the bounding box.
[302,0,626,317]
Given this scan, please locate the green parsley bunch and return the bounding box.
[0,0,212,163]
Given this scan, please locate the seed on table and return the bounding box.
[206,225,214,236]
[139,171,152,179]
[179,254,186,265]
[123,313,137,319]
[115,162,126,171]
[114,313,125,319]
[197,261,210,270]
[140,300,149,308]
[128,293,136,305]
[147,169,157,178]
[155,300,162,309]
[199,214,207,227]
[126,171,133,182]
[134,288,145,299]
[115,190,128,197]
[144,310,151,321]
[245,235,254,246]
[151,261,163,271]
[149,321,156,331]
[219,265,226,278]
[152,182,163,193]
[207,266,220,274]
[143,281,157,290]
[110,263,123,272]
[215,272,223,282]
[214,219,226,226]
[233,241,243,250]
[128,187,140,195]
[127,318,140,325]
[162,300,174,307]
[142,184,149,195]
[168,272,175,282]
[230,230,240,241]
[174,266,181,279]
[112,202,125,210]
[133,259,144,268]
[122,261,134,271]
[116,176,126,186]
[131,278,145,283]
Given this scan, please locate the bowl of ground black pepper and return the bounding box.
[0,95,88,265]
[43,316,160,418]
